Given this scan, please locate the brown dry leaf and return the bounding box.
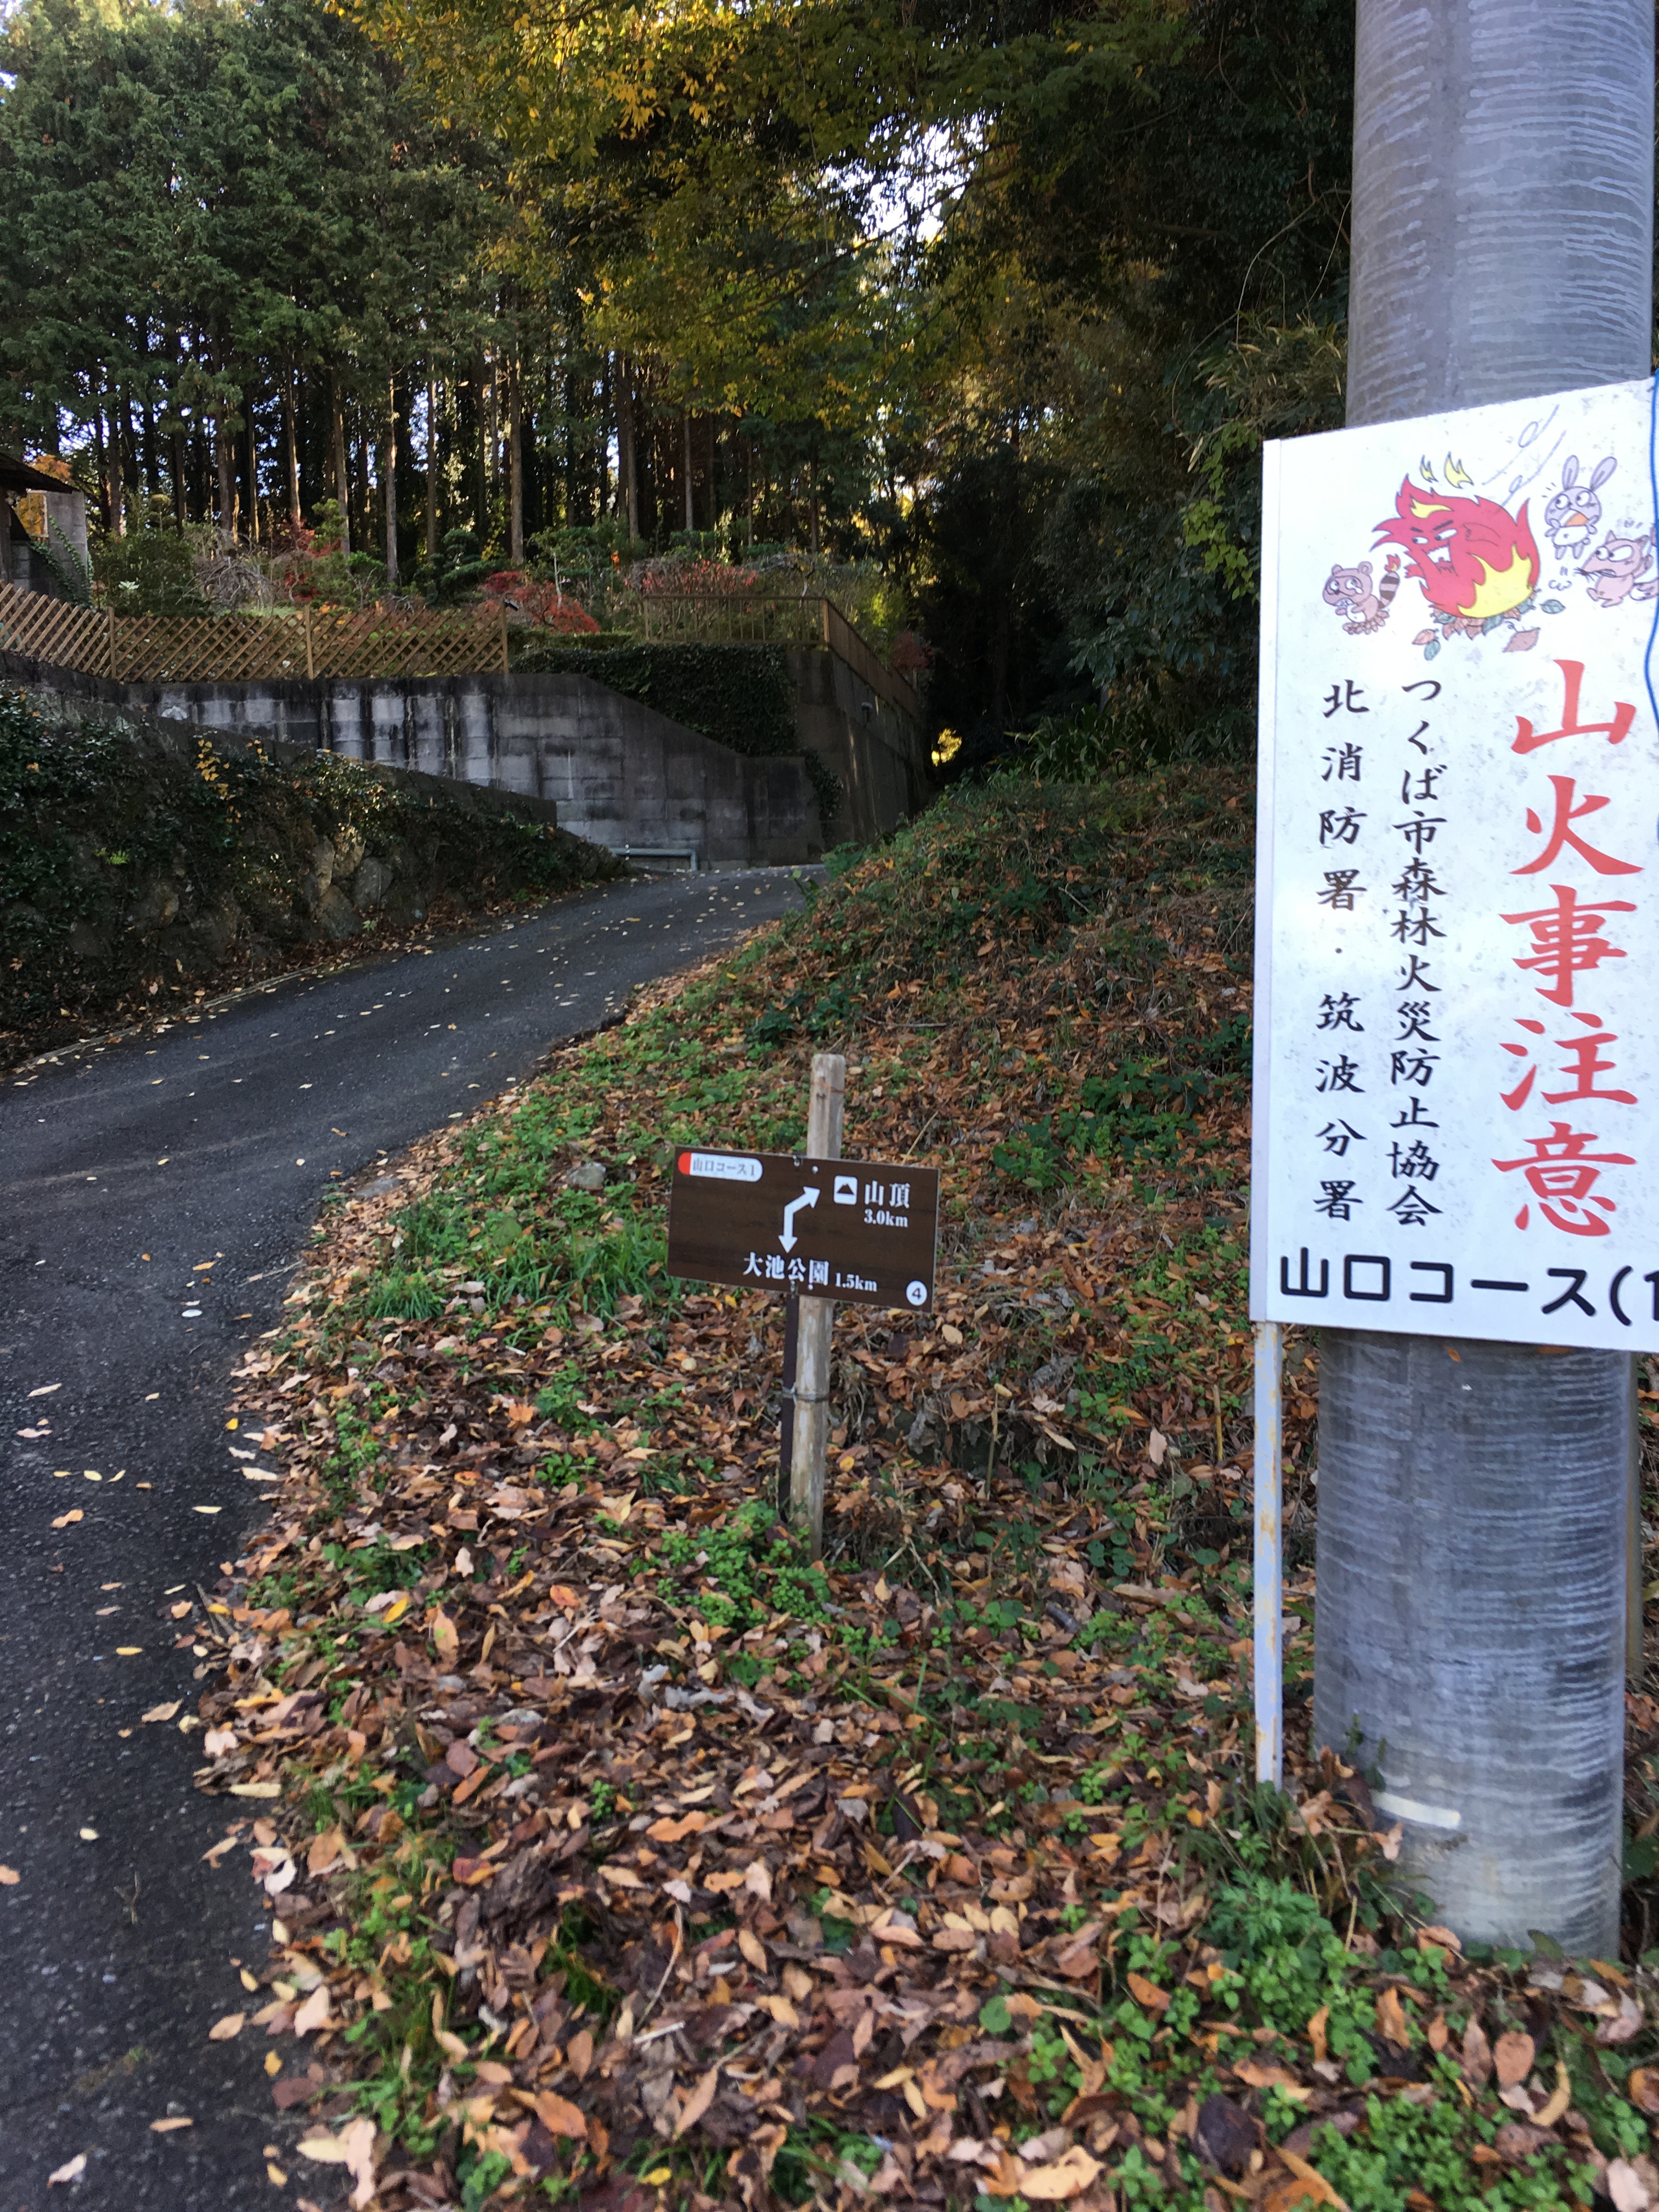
[1126,1971,1169,2012]
[0,1866,20,1887]
[140,1701,182,1724]
[149,2117,193,2134]
[296,2116,378,2210]
[50,1509,82,1530]
[530,2092,586,2141]
[1628,2067,1659,2116]
[207,2012,245,2041]
[1534,2062,1571,2130]
[674,2064,721,2138]
[737,1926,768,1971]
[1262,2154,1345,2212]
[1234,2061,1312,2102]
[428,1608,459,1667]
[292,1983,332,2036]
[1461,2017,1493,2087]
[307,1826,350,1876]
[1375,1987,1410,2046]
[1019,2146,1103,2200]
[1306,2004,1328,2064]
[1493,2029,1536,2089]
[47,2154,88,2185]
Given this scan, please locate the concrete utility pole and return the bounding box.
[1317,0,1653,1953]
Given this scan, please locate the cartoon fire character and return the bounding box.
[1373,478,1541,630]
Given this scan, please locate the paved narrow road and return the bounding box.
[0,866,807,2208]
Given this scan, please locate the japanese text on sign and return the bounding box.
[1253,375,1659,1350]
[668,1150,940,1310]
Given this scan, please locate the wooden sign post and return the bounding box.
[665,1055,941,1559]
[791,1053,845,1558]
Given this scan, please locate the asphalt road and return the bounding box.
[0,866,808,2208]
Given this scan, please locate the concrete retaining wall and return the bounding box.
[123,668,820,868]
[786,646,930,845]
[5,637,930,866]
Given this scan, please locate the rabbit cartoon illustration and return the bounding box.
[1321,556,1400,634]
[1544,454,1616,566]
[1579,529,1659,607]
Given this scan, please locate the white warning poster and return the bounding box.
[1251,374,1659,1350]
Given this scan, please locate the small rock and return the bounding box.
[351,855,393,911]
[314,886,360,940]
[563,1161,607,1191]
[68,918,111,960]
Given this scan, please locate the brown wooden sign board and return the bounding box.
[667,1148,940,1310]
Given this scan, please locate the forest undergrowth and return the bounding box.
[189,777,1659,2211]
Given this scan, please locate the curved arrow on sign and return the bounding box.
[780,1187,820,1251]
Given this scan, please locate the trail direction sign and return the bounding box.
[1254,373,1659,1351]
[668,1149,939,1310]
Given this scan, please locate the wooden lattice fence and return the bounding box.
[631,591,919,718]
[0,582,508,684]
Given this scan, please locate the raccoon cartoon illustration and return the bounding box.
[1580,530,1659,608]
[1321,556,1401,634]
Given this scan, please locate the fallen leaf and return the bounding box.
[1126,1971,1169,2011]
[141,1702,182,1724]
[430,1608,459,1666]
[229,1781,283,1799]
[674,2064,720,2138]
[1375,1987,1409,2046]
[1534,2061,1571,2130]
[1493,2029,1536,2089]
[1598,1991,1645,2045]
[47,2153,88,2184]
[530,2091,586,2141]
[1307,2004,1328,2064]
[1607,2160,1652,2212]
[297,2116,378,2209]
[307,1826,356,1876]
[0,1866,19,1887]
[1020,2146,1103,2200]
[292,1983,332,2035]
[1628,2067,1659,2115]
[1233,2061,1311,2103]
[50,1509,83,1530]
[1417,1923,1462,1955]
[150,2117,193,2133]
[1263,2148,1346,2212]
[1194,2093,1257,2177]
[1461,2017,1493,2087]
[208,2012,245,2041]
[202,1726,238,1757]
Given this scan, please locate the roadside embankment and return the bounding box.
[1,685,621,1062]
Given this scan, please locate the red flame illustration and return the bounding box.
[1373,479,1539,622]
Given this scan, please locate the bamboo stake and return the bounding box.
[791,1052,845,1558]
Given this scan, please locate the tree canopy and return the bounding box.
[1,0,1357,745]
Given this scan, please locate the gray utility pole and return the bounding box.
[1314,0,1653,1954]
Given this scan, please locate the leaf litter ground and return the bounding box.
[184,778,1659,2211]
